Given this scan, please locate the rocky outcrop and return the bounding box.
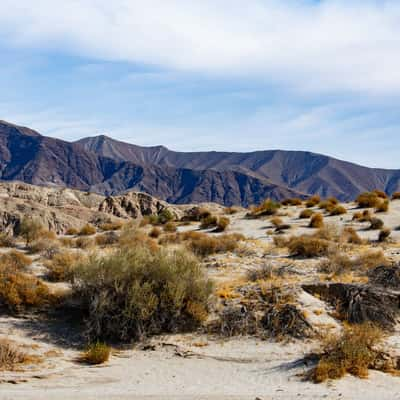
[98,192,180,219]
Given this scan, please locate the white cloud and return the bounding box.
[0,1,400,94]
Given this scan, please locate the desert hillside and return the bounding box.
[2,186,400,399]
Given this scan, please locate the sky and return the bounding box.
[0,0,399,168]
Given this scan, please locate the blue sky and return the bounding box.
[0,0,400,168]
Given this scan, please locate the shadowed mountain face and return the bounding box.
[0,120,399,206]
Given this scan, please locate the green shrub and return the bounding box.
[80,342,111,365]
[72,246,212,342]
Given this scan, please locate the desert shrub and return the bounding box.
[326,197,339,205]
[250,199,281,217]
[0,250,32,271]
[378,228,391,242]
[118,227,158,251]
[0,340,30,371]
[78,224,96,236]
[0,265,51,312]
[392,192,400,200]
[311,323,384,382]
[353,209,372,222]
[45,250,81,282]
[313,223,341,241]
[305,195,321,208]
[224,207,238,215]
[356,192,380,208]
[369,217,384,230]
[270,217,283,227]
[281,198,302,206]
[319,252,353,275]
[0,233,16,248]
[27,239,56,255]
[99,221,123,231]
[330,205,347,216]
[73,246,212,342]
[95,232,119,247]
[373,189,388,199]
[275,223,291,233]
[158,209,174,224]
[287,236,332,258]
[149,227,162,238]
[18,218,44,245]
[353,249,389,270]
[215,217,230,232]
[65,227,79,236]
[246,264,273,282]
[80,342,111,365]
[318,200,335,213]
[273,235,290,248]
[309,213,324,228]
[182,207,211,222]
[75,236,94,249]
[187,234,242,257]
[375,199,389,213]
[200,215,218,229]
[163,221,177,233]
[299,209,314,219]
[341,227,363,245]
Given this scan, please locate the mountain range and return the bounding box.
[0,119,399,206]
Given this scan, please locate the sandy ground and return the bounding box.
[3,200,400,399]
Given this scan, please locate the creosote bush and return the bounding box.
[80,342,111,365]
[311,323,385,383]
[73,245,212,342]
[309,213,324,228]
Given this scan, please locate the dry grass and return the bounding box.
[311,323,385,382]
[75,236,95,249]
[0,250,32,270]
[187,233,244,257]
[341,227,363,245]
[309,213,324,228]
[65,227,79,235]
[99,221,123,231]
[0,340,35,371]
[95,231,119,247]
[200,215,218,229]
[45,250,82,282]
[375,199,389,213]
[216,216,230,232]
[249,199,281,217]
[80,342,111,365]
[0,232,16,247]
[149,227,162,238]
[246,264,273,282]
[78,224,96,236]
[163,221,177,233]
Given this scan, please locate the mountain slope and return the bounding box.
[0,120,303,205]
[78,135,400,200]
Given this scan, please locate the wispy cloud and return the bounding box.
[0,1,400,95]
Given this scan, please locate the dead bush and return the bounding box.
[309,213,324,228]
[299,209,314,219]
[311,323,385,382]
[78,224,96,236]
[0,265,51,312]
[0,340,31,371]
[73,246,212,342]
[287,236,333,258]
[305,195,321,208]
[0,250,32,271]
